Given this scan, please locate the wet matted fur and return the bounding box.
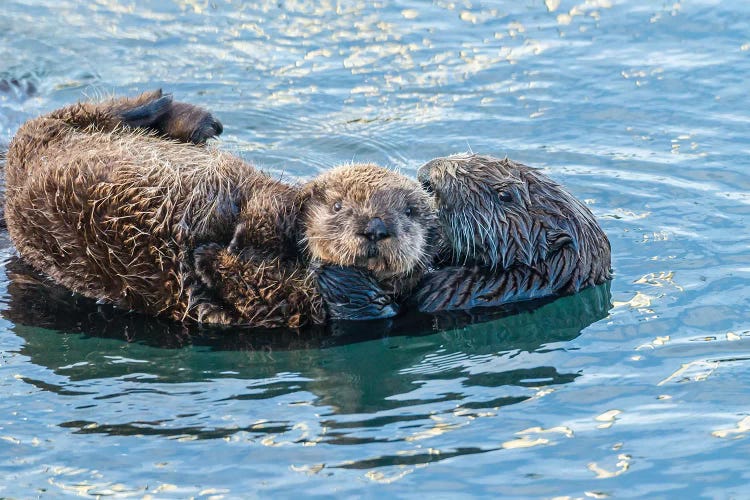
[5,91,313,327]
[416,153,612,311]
[195,163,440,322]
[5,91,440,327]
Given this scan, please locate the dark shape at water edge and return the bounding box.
[0,73,39,100]
[0,155,6,229]
[2,256,612,353]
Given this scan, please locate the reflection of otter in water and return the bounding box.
[3,254,611,426]
[4,91,437,328]
[3,254,610,350]
[415,153,612,312]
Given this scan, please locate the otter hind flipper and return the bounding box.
[314,265,399,321]
[118,94,223,144]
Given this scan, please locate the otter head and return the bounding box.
[300,163,439,280]
[418,153,609,272]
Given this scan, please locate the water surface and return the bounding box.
[1,0,749,497]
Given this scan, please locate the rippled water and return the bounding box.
[1,0,749,497]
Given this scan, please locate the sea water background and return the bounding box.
[1,0,750,497]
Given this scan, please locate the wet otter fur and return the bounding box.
[415,153,612,311]
[195,163,439,322]
[5,91,438,327]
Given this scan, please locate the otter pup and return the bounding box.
[5,91,437,328]
[194,163,439,324]
[415,153,611,311]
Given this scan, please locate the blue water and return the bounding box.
[1,0,750,497]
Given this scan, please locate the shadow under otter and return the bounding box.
[2,255,611,353]
[4,253,611,419]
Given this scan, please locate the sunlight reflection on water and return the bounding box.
[1,0,750,497]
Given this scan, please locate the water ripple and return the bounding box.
[1,0,749,497]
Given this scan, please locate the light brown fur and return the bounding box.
[196,163,440,321]
[5,91,438,327]
[6,92,304,326]
[300,163,439,293]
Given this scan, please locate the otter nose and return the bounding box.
[363,217,390,242]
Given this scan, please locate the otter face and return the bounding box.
[418,153,596,271]
[301,164,439,279]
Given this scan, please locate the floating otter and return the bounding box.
[415,153,612,311]
[200,152,612,318]
[193,162,439,324]
[5,91,438,328]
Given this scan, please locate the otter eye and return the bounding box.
[405,206,413,216]
[498,192,513,203]
[333,201,342,212]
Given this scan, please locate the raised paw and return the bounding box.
[119,94,174,129]
[161,101,223,144]
[190,109,223,144]
[115,89,222,144]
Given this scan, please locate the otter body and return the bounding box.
[416,153,611,311]
[196,163,439,323]
[5,91,311,326]
[5,91,438,328]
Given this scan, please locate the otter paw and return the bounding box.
[189,112,223,144]
[314,265,399,321]
[195,301,239,325]
[164,101,223,144]
[194,243,224,289]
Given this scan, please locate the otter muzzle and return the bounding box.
[363,217,390,242]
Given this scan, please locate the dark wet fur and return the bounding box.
[416,153,612,311]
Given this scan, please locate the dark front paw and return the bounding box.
[315,265,399,321]
[194,243,224,288]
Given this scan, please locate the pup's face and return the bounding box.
[301,164,439,279]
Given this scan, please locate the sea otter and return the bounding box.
[4,91,438,328]
[193,162,439,324]
[415,153,612,311]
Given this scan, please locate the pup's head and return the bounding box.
[300,164,439,279]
